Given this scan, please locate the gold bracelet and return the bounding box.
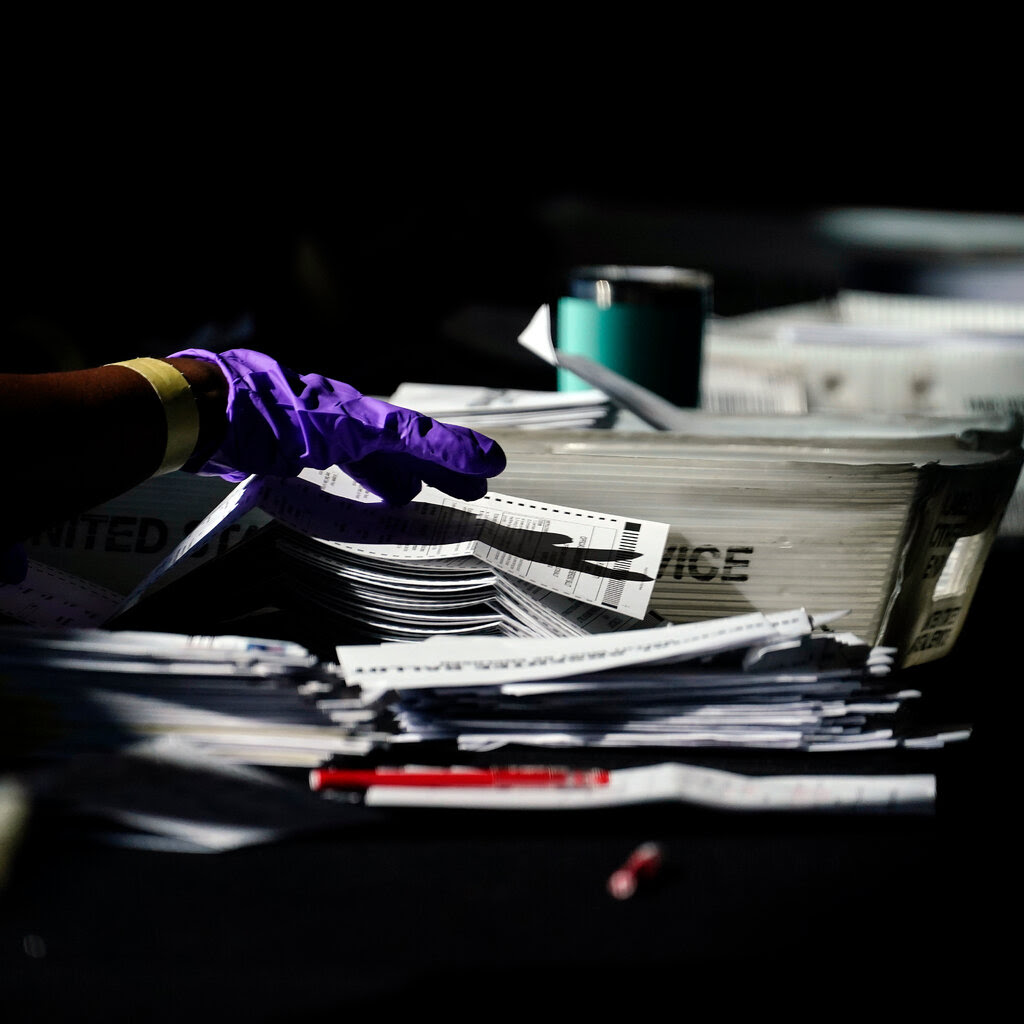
[108,357,200,475]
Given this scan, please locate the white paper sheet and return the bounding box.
[364,761,936,813]
[280,469,670,621]
[336,608,815,690]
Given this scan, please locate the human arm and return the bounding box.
[1,348,506,572]
[0,355,228,547]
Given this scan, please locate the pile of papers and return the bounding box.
[1,611,949,850]
[261,470,669,641]
[485,414,1022,667]
[702,289,1024,533]
[0,598,970,843]
[331,607,967,757]
[2,607,966,771]
[0,625,365,768]
[0,603,960,844]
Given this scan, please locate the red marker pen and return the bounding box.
[607,842,664,900]
[309,766,611,791]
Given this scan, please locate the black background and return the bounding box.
[7,40,1021,392]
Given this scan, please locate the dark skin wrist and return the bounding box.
[1,357,229,546]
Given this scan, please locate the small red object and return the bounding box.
[607,842,663,900]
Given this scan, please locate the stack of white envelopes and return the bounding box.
[257,469,669,643]
[484,412,1023,667]
[331,607,968,756]
[0,626,364,768]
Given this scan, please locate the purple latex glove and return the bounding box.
[170,348,506,504]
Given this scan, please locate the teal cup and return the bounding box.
[556,265,712,408]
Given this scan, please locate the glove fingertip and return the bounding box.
[447,476,489,502]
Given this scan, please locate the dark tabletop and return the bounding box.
[1,541,1017,1020]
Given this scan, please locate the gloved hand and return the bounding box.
[170,347,506,504]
